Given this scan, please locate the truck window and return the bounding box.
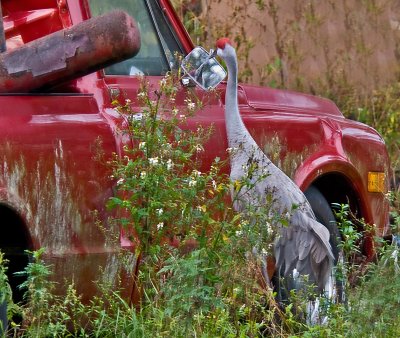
[89,0,183,76]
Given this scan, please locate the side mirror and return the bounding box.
[181,46,226,91]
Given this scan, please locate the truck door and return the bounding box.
[90,0,227,169]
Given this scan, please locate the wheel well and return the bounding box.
[307,173,372,256]
[308,173,361,218]
[0,203,32,304]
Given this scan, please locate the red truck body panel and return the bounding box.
[0,0,390,303]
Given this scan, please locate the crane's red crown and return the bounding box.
[216,37,232,50]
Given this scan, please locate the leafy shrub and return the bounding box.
[104,71,285,336]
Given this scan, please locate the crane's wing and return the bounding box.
[274,211,334,291]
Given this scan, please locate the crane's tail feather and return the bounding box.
[274,212,334,291]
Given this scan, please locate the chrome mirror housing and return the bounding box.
[181,46,226,90]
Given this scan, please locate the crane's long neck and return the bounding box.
[224,50,256,149]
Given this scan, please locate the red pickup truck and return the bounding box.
[0,0,390,307]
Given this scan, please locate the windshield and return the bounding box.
[89,0,183,76]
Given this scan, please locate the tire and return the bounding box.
[304,185,345,304]
[273,186,345,322]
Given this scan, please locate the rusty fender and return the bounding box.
[0,10,141,93]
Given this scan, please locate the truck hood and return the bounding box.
[237,83,344,118]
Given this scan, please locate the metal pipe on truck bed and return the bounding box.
[0,10,141,93]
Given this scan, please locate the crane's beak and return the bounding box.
[209,48,217,59]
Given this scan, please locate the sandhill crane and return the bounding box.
[215,38,334,300]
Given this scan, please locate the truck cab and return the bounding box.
[0,0,390,306]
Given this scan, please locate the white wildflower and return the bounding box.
[166,159,174,171]
[194,144,204,153]
[188,102,196,110]
[172,108,179,116]
[139,142,146,150]
[132,113,143,121]
[265,221,272,234]
[240,220,249,227]
[188,179,197,187]
[156,222,164,230]
[156,208,164,216]
[196,205,204,213]
[149,157,159,166]
[192,170,201,177]
[212,180,217,190]
[179,114,186,120]
[235,230,243,237]
[125,98,132,104]
[140,171,147,179]
[226,147,238,154]
[159,78,167,87]
[261,248,268,256]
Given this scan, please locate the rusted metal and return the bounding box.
[0,10,140,92]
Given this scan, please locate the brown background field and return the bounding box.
[180,0,400,100]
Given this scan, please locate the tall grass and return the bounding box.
[2,205,400,336]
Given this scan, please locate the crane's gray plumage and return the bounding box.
[216,38,334,292]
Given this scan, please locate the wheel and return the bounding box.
[272,185,345,323]
[304,185,345,305]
